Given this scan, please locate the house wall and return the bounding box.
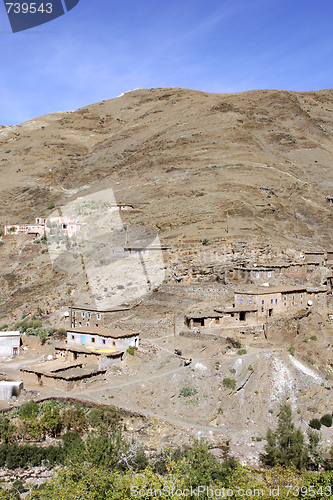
[306,291,327,309]
[0,335,20,356]
[235,290,306,318]
[71,309,117,328]
[67,332,139,351]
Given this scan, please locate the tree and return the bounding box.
[0,417,15,444]
[42,408,61,437]
[307,428,324,470]
[19,400,38,420]
[261,404,308,470]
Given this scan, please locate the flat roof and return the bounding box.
[0,331,20,337]
[55,344,123,357]
[235,286,307,295]
[67,326,139,338]
[72,305,132,312]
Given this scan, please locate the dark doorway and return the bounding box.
[239,311,246,321]
[269,308,273,317]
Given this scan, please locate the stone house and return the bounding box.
[70,305,132,328]
[234,286,308,318]
[0,331,20,356]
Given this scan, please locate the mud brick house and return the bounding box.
[234,286,309,318]
[55,344,124,370]
[304,251,325,265]
[184,303,258,329]
[67,326,139,351]
[0,331,20,357]
[305,287,328,309]
[70,305,132,328]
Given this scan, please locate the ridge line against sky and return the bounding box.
[1,0,333,125]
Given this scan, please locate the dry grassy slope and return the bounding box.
[0,87,333,248]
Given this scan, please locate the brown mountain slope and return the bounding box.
[0,87,333,249]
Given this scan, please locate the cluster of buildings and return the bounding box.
[3,205,135,238]
[3,217,80,237]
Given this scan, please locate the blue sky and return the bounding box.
[1,0,333,125]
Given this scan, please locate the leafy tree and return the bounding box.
[261,404,308,470]
[0,417,15,443]
[307,428,324,470]
[61,406,87,433]
[42,408,61,437]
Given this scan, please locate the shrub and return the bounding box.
[304,337,309,343]
[237,348,247,355]
[46,202,55,210]
[57,327,67,336]
[19,400,38,420]
[311,335,318,341]
[320,414,333,427]
[127,346,134,356]
[222,378,236,390]
[0,324,8,331]
[309,418,322,430]
[229,368,236,374]
[226,337,242,349]
[288,346,295,356]
[202,238,209,245]
[179,386,198,397]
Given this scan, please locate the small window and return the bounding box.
[275,299,278,304]
[97,314,101,320]
[249,300,252,305]
[240,299,243,304]
[71,335,74,340]
[102,339,106,344]
[300,294,303,299]
[256,273,259,278]
[267,272,271,277]
[73,311,76,316]
[113,341,115,346]
[262,299,264,305]
[284,302,286,307]
[261,307,264,312]
[271,299,273,304]
[82,312,85,318]
[88,312,91,318]
[91,338,95,343]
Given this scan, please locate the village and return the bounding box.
[0,212,333,412]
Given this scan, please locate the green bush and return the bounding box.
[311,335,318,341]
[288,346,296,356]
[46,202,55,210]
[179,386,198,397]
[237,348,247,355]
[320,414,333,427]
[222,378,236,390]
[309,418,322,430]
[0,324,8,331]
[202,238,209,245]
[127,346,134,356]
[57,327,67,336]
[19,400,39,420]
